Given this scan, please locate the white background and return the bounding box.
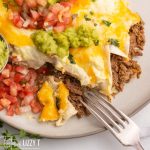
[1,103,150,150]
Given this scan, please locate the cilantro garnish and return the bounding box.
[68,54,75,64]
[108,38,120,47]
[84,15,92,21]
[102,20,112,27]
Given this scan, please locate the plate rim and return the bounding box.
[0,97,150,139]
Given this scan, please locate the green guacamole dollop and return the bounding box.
[0,40,9,70]
[31,31,58,55]
[31,25,99,58]
[64,28,80,48]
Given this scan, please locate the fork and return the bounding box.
[81,89,144,150]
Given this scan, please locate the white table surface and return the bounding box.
[1,103,150,150]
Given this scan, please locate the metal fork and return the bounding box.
[81,89,144,150]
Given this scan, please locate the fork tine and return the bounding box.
[82,89,143,148]
[80,99,118,135]
[90,89,130,122]
[84,91,126,127]
[86,97,123,132]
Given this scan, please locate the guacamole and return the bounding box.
[31,25,99,58]
[0,39,9,70]
[64,28,80,48]
[31,31,58,55]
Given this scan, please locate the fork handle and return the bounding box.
[134,142,144,150]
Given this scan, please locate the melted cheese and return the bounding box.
[71,0,140,57]
[0,2,33,46]
[70,45,112,95]
[38,82,59,121]
[37,81,77,125]
[56,82,77,126]
[57,82,69,112]
[71,0,91,14]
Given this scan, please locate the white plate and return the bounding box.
[0,0,150,138]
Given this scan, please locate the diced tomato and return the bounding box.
[7,105,15,116]
[10,72,15,78]
[15,107,21,115]
[14,73,25,83]
[24,93,34,102]
[0,104,3,111]
[8,0,72,30]
[23,19,30,28]
[60,2,72,8]
[21,92,34,106]
[28,69,37,86]
[45,12,56,22]
[5,64,13,72]
[0,98,11,108]
[53,23,65,32]
[30,99,43,114]
[24,72,31,81]
[28,19,37,29]
[45,20,57,27]
[62,16,71,25]
[11,12,20,24]
[23,84,32,94]
[15,0,24,6]
[2,69,10,78]
[3,79,13,86]
[25,0,37,8]
[0,60,43,117]
[0,87,7,98]
[5,95,18,104]
[50,3,64,15]
[15,66,29,75]
[14,103,21,115]
[30,10,40,21]
[10,12,24,28]
[32,86,38,93]
[18,91,25,99]
[16,83,22,91]
[10,83,18,96]
[15,18,24,28]
[0,75,3,81]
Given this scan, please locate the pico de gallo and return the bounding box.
[4,0,73,31]
[0,55,52,116]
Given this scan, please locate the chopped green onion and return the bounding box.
[108,39,120,47]
[68,54,75,64]
[102,20,112,27]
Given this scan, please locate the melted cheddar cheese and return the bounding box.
[57,82,69,112]
[37,81,77,125]
[70,45,112,95]
[38,82,59,121]
[71,0,140,57]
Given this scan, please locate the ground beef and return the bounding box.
[111,55,141,92]
[129,22,145,57]
[111,22,145,93]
